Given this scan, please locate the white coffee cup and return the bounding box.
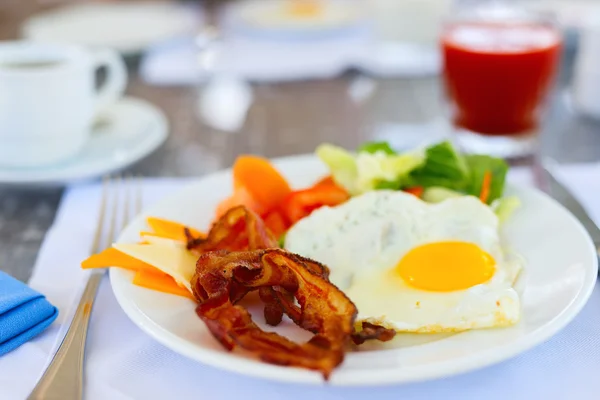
[0,41,127,167]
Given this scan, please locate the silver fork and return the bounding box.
[28,176,142,400]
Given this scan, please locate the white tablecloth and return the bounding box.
[1,166,599,399]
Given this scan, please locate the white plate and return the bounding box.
[0,97,167,186]
[110,155,598,386]
[22,2,199,55]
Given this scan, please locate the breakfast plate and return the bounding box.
[109,154,597,385]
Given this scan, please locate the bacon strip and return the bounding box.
[189,206,392,378]
[351,322,396,345]
[191,249,357,379]
[188,206,288,322]
[187,205,278,252]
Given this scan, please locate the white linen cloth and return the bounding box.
[141,36,441,85]
[1,165,600,400]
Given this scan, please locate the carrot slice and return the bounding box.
[146,217,204,242]
[232,156,292,212]
[81,236,196,300]
[479,171,492,203]
[81,247,154,271]
[132,268,195,300]
[214,185,266,220]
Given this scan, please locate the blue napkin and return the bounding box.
[0,271,58,356]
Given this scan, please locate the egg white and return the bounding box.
[285,191,523,333]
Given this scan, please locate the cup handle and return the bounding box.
[92,49,127,116]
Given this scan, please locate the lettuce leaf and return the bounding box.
[408,141,470,190]
[278,233,287,248]
[316,143,424,195]
[316,144,358,194]
[357,141,396,155]
[491,196,521,223]
[318,140,509,204]
[422,187,464,203]
[464,155,509,203]
[375,179,402,190]
[407,141,508,204]
[354,151,423,193]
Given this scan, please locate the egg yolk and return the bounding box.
[396,241,495,291]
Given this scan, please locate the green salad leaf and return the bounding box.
[464,155,509,203]
[316,144,358,194]
[422,187,464,203]
[316,143,424,195]
[374,180,402,190]
[491,196,521,223]
[316,140,510,206]
[357,141,396,155]
[408,141,470,191]
[278,233,287,248]
[355,151,424,194]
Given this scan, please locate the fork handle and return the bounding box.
[28,271,104,400]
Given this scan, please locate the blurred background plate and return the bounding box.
[21,1,200,55]
[227,0,367,40]
[0,97,167,187]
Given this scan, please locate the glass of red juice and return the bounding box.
[441,5,562,158]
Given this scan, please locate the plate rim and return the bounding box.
[110,154,599,386]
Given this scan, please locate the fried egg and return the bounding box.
[285,191,523,333]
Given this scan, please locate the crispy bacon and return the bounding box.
[188,206,289,323]
[189,206,393,378]
[191,249,357,379]
[187,205,278,252]
[350,322,396,345]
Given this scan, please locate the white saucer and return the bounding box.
[22,2,200,55]
[0,97,167,186]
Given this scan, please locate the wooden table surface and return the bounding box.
[0,1,599,281]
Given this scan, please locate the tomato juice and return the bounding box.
[442,23,562,135]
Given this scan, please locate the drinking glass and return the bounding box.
[441,3,562,158]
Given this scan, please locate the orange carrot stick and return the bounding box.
[146,217,204,242]
[132,268,195,300]
[81,247,154,271]
[480,171,492,203]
